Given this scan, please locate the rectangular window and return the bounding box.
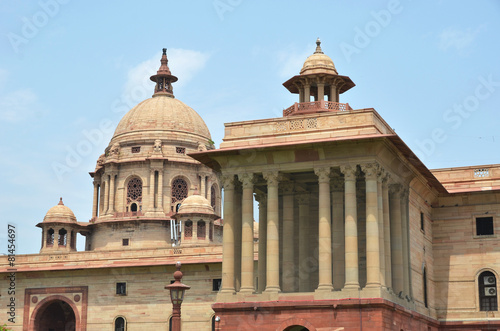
[116,282,127,295]
[420,212,425,232]
[122,238,129,246]
[176,147,186,154]
[131,146,140,153]
[476,217,494,236]
[213,278,222,291]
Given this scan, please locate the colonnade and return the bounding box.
[219,162,411,296]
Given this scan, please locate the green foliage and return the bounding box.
[0,324,12,331]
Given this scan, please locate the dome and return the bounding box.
[43,198,77,223]
[300,38,338,75]
[110,95,211,145]
[178,194,215,215]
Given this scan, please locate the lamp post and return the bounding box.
[165,261,190,331]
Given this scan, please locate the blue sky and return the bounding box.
[1,0,499,254]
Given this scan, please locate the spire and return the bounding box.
[150,48,178,97]
[314,38,323,54]
[58,197,64,205]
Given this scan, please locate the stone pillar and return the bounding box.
[234,181,242,292]
[299,88,304,103]
[315,167,333,291]
[103,175,109,214]
[377,170,386,287]
[239,173,255,293]
[220,175,235,293]
[362,163,381,288]
[109,173,116,214]
[341,165,359,289]
[200,174,206,198]
[149,169,155,210]
[390,184,403,293]
[297,194,310,292]
[401,188,411,296]
[99,180,105,215]
[304,84,311,102]
[92,180,99,218]
[207,176,213,205]
[331,176,345,290]
[330,85,337,102]
[282,182,295,292]
[158,169,164,212]
[263,171,280,293]
[256,194,267,293]
[317,83,325,102]
[382,176,392,288]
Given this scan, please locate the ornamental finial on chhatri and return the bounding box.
[315,38,323,54]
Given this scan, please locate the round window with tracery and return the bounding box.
[127,177,142,203]
[171,177,188,203]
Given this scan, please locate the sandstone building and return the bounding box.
[1,41,500,330]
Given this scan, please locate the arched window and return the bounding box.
[209,222,213,241]
[47,228,54,246]
[198,220,206,239]
[185,220,193,238]
[211,185,216,209]
[58,228,67,246]
[479,271,498,311]
[114,316,126,331]
[127,177,143,211]
[423,267,428,308]
[172,177,188,203]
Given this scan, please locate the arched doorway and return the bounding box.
[284,326,309,331]
[33,299,76,331]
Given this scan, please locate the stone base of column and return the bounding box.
[315,284,333,292]
[365,282,382,289]
[239,287,255,294]
[264,285,281,293]
[342,283,360,291]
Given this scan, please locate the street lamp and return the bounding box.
[165,261,190,331]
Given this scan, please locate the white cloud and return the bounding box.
[438,25,485,54]
[276,45,312,79]
[0,88,38,122]
[123,48,211,101]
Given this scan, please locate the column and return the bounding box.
[200,174,206,198]
[330,85,337,102]
[234,181,242,292]
[361,163,381,287]
[304,84,311,102]
[99,179,105,215]
[282,182,295,292]
[317,83,325,102]
[220,175,235,293]
[256,193,267,293]
[92,180,99,218]
[109,173,116,214]
[239,173,255,293]
[103,175,109,214]
[158,169,164,212]
[315,167,333,291]
[401,188,410,296]
[383,176,392,288]
[341,165,359,289]
[149,169,155,210]
[263,171,280,292]
[331,176,345,290]
[207,176,213,205]
[390,184,403,293]
[297,194,310,292]
[299,88,304,103]
[377,170,386,287]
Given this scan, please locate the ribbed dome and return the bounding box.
[300,38,338,75]
[110,95,211,145]
[43,198,77,223]
[178,194,214,215]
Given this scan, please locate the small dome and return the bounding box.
[110,96,211,146]
[43,198,77,223]
[178,194,214,215]
[300,38,338,75]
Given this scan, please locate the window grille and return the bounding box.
[127,178,142,204]
[171,178,188,203]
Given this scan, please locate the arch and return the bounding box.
[58,228,67,246]
[29,295,80,331]
[125,176,143,212]
[197,220,206,239]
[47,228,54,246]
[171,176,189,204]
[114,315,127,331]
[277,317,316,331]
[210,184,217,209]
[184,220,193,238]
[478,270,498,311]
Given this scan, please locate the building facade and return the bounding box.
[1,42,500,330]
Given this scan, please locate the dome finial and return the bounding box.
[315,38,323,54]
[58,197,64,205]
[150,48,178,98]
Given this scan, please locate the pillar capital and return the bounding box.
[389,183,402,195]
[238,173,255,189]
[255,193,267,205]
[280,181,294,195]
[360,162,380,179]
[220,174,235,190]
[314,167,331,183]
[340,164,357,180]
[263,171,279,187]
[330,175,344,191]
